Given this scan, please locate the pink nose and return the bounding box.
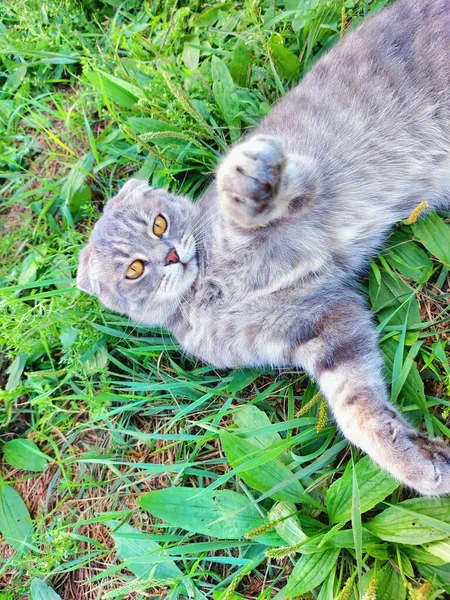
[165,248,180,265]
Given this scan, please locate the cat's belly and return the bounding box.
[177,312,286,368]
[173,291,298,369]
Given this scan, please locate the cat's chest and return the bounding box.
[173,274,301,368]
[174,278,258,367]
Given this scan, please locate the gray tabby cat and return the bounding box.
[77,0,450,494]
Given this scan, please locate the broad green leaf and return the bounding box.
[192,3,232,27]
[284,549,340,596]
[230,39,251,86]
[227,369,260,394]
[5,354,27,391]
[18,254,37,286]
[211,56,241,141]
[326,456,398,524]
[60,326,79,349]
[182,35,200,70]
[108,521,183,579]
[61,153,94,201]
[0,482,33,552]
[269,502,307,546]
[139,487,274,542]
[369,267,421,327]
[233,404,282,450]
[422,540,450,562]
[412,212,450,266]
[220,431,305,502]
[66,183,91,218]
[84,70,141,108]
[317,569,336,600]
[126,117,181,135]
[30,579,62,600]
[61,153,94,219]
[3,439,50,472]
[404,545,448,567]
[384,231,433,283]
[366,497,450,544]
[300,528,379,554]
[83,345,109,375]
[376,564,406,600]
[269,41,300,80]
[382,338,426,412]
[417,563,450,588]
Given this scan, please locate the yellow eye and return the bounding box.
[126,260,144,279]
[153,214,167,237]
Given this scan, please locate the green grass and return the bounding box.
[1,1,450,598]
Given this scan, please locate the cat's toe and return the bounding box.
[408,434,450,494]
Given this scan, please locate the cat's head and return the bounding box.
[76,179,199,326]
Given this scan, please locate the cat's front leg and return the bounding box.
[295,301,450,495]
[217,135,317,227]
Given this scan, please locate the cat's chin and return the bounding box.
[163,258,199,300]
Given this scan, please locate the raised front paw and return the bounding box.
[217,135,286,227]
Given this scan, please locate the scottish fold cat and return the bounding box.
[77,0,450,494]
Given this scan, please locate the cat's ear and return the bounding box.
[106,178,150,208]
[76,244,94,295]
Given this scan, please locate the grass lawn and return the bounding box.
[1,0,450,598]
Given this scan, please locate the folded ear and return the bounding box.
[76,245,94,295]
[106,178,150,208]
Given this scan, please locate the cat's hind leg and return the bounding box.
[217,135,317,227]
[296,298,450,495]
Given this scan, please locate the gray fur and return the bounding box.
[77,0,450,495]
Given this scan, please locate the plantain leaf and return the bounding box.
[84,70,141,108]
[326,456,398,524]
[30,579,62,600]
[384,230,434,283]
[192,3,233,28]
[232,404,282,450]
[220,430,305,502]
[269,41,300,80]
[269,502,307,546]
[230,39,251,86]
[412,212,450,266]
[366,497,450,544]
[283,549,340,597]
[139,487,278,544]
[211,56,241,142]
[3,439,50,472]
[126,117,182,135]
[369,267,421,327]
[0,482,33,553]
[182,34,200,70]
[376,564,406,600]
[422,540,450,562]
[108,521,183,580]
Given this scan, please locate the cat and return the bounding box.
[77,0,450,495]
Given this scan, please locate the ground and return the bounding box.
[1,1,450,599]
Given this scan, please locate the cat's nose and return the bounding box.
[165,248,180,265]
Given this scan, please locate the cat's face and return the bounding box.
[76,179,199,326]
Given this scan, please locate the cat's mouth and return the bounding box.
[160,233,198,298]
